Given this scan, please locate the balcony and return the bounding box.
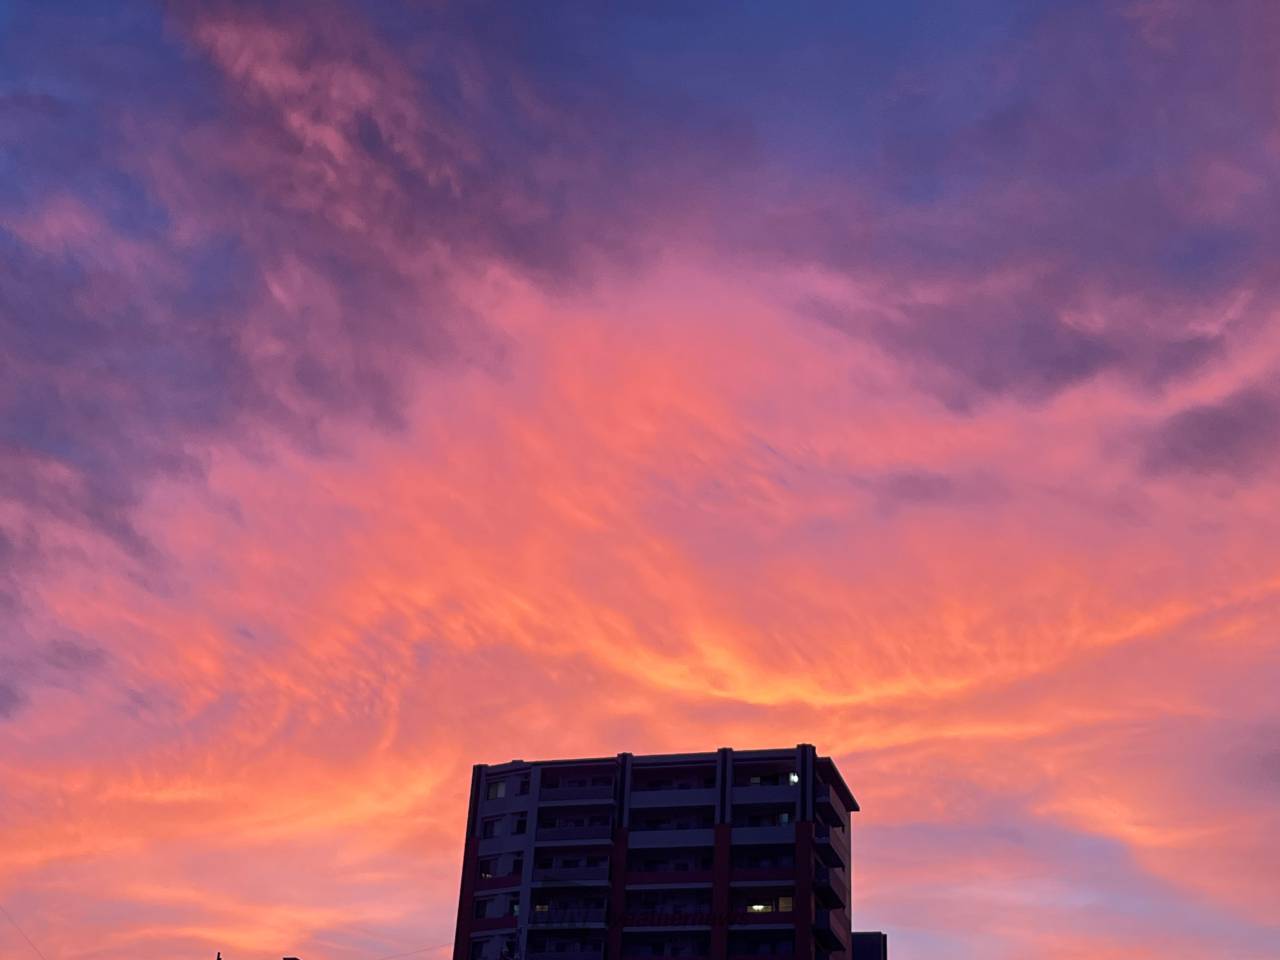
[541,784,615,803]
[730,867,793,883]
[537,824,613,843]
[476,871,523,891]
[812,908,849,950]
[629,787,717,808]
[730,783,797,805]
[531,907,608,927]
[626,870,713,886]
[730,824,795,846]
[627,828,715,848]
[623,910,715,928]
[811,824,847,869]
[813,781,841,821]
[731,909,794,926]
[533,866,610,885]
[527,950,604,960]
[813,864,847,908]
[471,916,518,933]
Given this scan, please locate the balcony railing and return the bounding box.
[623,910,715,928]
[729,867,793,882]
[730,908,794,925]
[527,950,604,960]
[476,871,523,890]
[537,824,613,842]
[811,823,847,868]
[471,916,518,932]
[813,863,847,907]
[541,784,615,802]
[812,908,849,949]
[626,869,713,886]
[628,787,718,808]
[729,783,798,805]
[534,866,611,884]
[531,907,608,926]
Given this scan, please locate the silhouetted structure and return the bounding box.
[849,932,887,959]
[452,745,886,960]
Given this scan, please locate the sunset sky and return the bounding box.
[2,2,1279,958]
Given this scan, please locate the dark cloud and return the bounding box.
[751,0,1279,406]
[1142,387,1280,479]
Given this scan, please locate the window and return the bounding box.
[470,941,485,960]
[508,901,520,917]
[478,857,497,880]
[486,780,507,800]
[513,813,527,835]
[510,855,523,877]
[788,772,800,785]
[481,818,501,839]
[778,896,793,913]
[748,902,772,913]
[534,903,550,913]
[779,812,791,824]
[518,775,531,795]
[475,898,492,919]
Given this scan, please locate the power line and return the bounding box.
[0,901,49,960]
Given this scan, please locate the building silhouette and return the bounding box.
[452,745,886,960]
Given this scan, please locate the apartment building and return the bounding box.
[451,744,870,960]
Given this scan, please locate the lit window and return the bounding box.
[788,772,800,785]
[748,903,772,913]
[535,904,550,913]
[778,896,793,912]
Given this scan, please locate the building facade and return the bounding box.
[452,745,861,960]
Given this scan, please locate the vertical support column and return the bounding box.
[453,765,485,960]
[711,747,733,960]
[518,765,539,959]
[607,753,631,960]
[794,820,814,960]
[798,744,816,823]
[607,826,629,960]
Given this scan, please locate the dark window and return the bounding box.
[481,818,501,839]
[513,813,527,835]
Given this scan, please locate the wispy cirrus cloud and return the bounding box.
[2,2,1280,960]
